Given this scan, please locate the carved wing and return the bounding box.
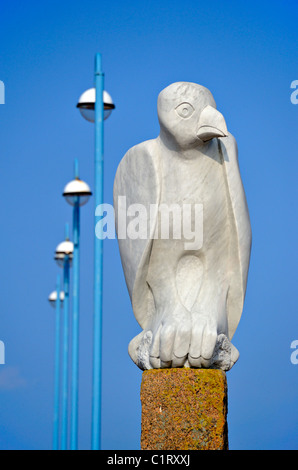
[113,139,161,329]
[219,134,252,340]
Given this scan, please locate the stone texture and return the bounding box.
[140,368,228,450]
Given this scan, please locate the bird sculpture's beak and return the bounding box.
[197,105,228,142]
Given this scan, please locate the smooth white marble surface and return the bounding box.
[114,82,251,371]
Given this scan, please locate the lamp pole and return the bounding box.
[76,54,115,450]
[70,161,80,450]
[51,276,62,450]
[54,231,73,450]
[61,225,71,451]
[92,52,104,451]
[62,162,91,450]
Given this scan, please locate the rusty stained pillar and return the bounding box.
[140,368,228,450]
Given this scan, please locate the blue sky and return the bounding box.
[0,0,297,450]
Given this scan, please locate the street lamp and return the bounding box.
[63,159,91,450]
[63,163,92,206]
[48,277,64,450]
[55,226,73,450]
[76,88,115,122]
[48,289,65,306]
[54,238,74,267]
[77,53,115,450]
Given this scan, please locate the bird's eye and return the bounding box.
[175,102,195,119]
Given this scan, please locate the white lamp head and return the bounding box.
[63,178,92,206]
[48,290,65,308]
[54,240,74,267]
[76,88,115,122]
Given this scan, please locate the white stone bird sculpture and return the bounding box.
[113,82,251,371]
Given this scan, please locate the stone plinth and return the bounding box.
[140,368,228,450]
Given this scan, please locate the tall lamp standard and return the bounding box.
[76,53,115,450]
[54,226,73,450]
[63,159,92,450]
[48,280,65,450]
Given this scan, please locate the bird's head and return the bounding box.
[157,82,228,150]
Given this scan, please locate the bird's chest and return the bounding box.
[159,148,228,217]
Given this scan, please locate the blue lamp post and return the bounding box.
[76,53,115,450]
[63,160,91,450]
[48,278,64,450]
[54,225,73,450]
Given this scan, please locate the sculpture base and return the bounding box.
[140,368,228,450]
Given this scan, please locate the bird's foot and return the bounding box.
[209,334,239,371]
[128,314,239,371]
[129,305,192,370]
[187,314,239,371]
